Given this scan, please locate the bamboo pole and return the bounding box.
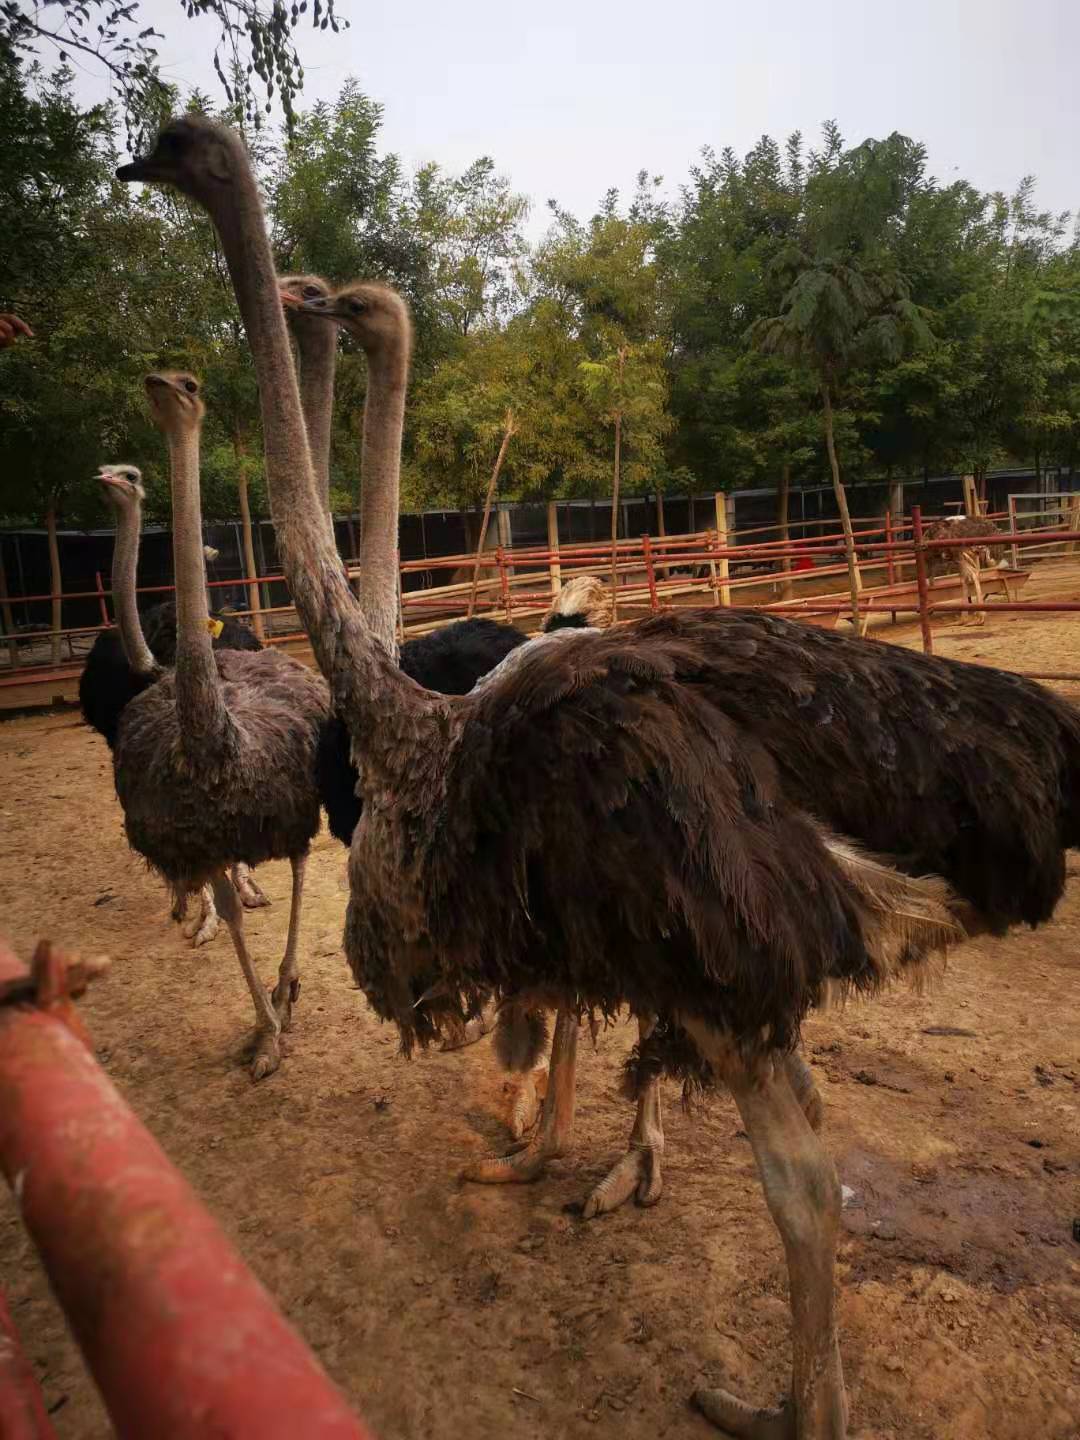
[642,533,659,611]
[468,410,516,618]
[546,501,562,596]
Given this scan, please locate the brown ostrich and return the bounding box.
[122,117,1080,1438]
[111,368,330,1081]
[924,514,1007,626]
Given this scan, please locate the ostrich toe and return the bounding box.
[439,1001,496,1051]
[182,885,219,946]
[580,1143,662,1219]
[505,1059,547,1139]
[249,1027,282,1082]
[461,1130,567,1186]
[692,1390,794,1438]
[232,863,270,908]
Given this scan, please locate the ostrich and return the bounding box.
[110,368,330,1081]
[123,117,1080,1437]
[81,464,268,940]
[925,514,1008,626]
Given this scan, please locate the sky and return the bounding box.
[63,0,1080,239]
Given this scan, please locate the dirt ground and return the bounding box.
[1,603,1079,1440]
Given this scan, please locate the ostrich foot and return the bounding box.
[270,975,301,1032]
[181,885,219,947]
[580,1143,662,1219]
[692,1390,794,1438]
[249,1025,283,1082]
[232,863,270,909]
[439,1002,496,1051]
[461,1129,567,1186]
[506,1059,548,1140]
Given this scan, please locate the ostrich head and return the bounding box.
[144,371,206,430]
[299,282,413,359]
[97,464,145,514]
[542,575,614,633]
[116,114,240,198]
[279,273,333,327]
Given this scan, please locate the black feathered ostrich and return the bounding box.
[82,464,268,941]
[123,116,1080,1438]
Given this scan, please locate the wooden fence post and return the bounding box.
[496,546,512,624]
[714,492,732,607]
[642,532,659,612]
[962,473,977,519]
[546,500,562,596]
[912,505,934,656]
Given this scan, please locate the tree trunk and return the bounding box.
[821,386,864,636]
[610,410,622,620]
[546,500,561,596]
[0,538,18,669]
[234,434,265,641]
[469,410,516,617]
[45,497,62,665]
[777,462,793,601]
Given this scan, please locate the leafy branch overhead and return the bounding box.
[0,0,347,140]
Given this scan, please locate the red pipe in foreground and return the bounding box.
[0,939,373,1440]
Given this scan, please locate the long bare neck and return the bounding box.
[295,323,336,512]
[168,423,227,742]
[207,160,441,783]
[358,340,408,654]
[111,501,156,675]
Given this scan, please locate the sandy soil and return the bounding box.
[1,606,1079,1440]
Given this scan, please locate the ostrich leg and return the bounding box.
[269,851,306,1031]
[462,1008,578,1184]
[232,861,271,908]
[581,1015,664,1218]
[209,870,282,1082]
[688,1030,847,1440]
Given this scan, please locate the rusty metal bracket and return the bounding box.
[0,941,109,1049]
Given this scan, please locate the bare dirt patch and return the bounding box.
[1,609,1079,1439]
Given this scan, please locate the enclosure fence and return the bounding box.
[5,499,1080,699]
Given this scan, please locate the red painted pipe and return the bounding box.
[0,939,373,1440]
[0,1290,58,1440]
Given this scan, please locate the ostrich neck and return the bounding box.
[358,343,408,655]
[295,323,336,511]
[204,165,441,786]
[111,499,156,675]
[168,423,228,744]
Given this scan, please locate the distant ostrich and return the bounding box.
[125,116,1080,1435]
[81,464,267,940]
[925,513,1008,626]
[111,369,330,1081]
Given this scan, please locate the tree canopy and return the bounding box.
[2,44,1079,544]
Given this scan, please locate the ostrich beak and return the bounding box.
[116,155,154,182]
[97,470,123,490]
[279,290,302,308]
[300,296,341,321]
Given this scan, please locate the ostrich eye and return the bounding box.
[349,297,368,315]
[303,284,321,298]
[183,379,198,394]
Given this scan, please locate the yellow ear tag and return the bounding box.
[206,617,224,638]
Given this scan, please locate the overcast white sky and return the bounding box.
[66,0,1080,237]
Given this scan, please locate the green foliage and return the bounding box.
[1,49,1077,551]
[0,0,346,143]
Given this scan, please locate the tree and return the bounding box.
[750,133,931,633]
[1,0,347,142]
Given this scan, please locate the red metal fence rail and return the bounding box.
[0,937,375,1440]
